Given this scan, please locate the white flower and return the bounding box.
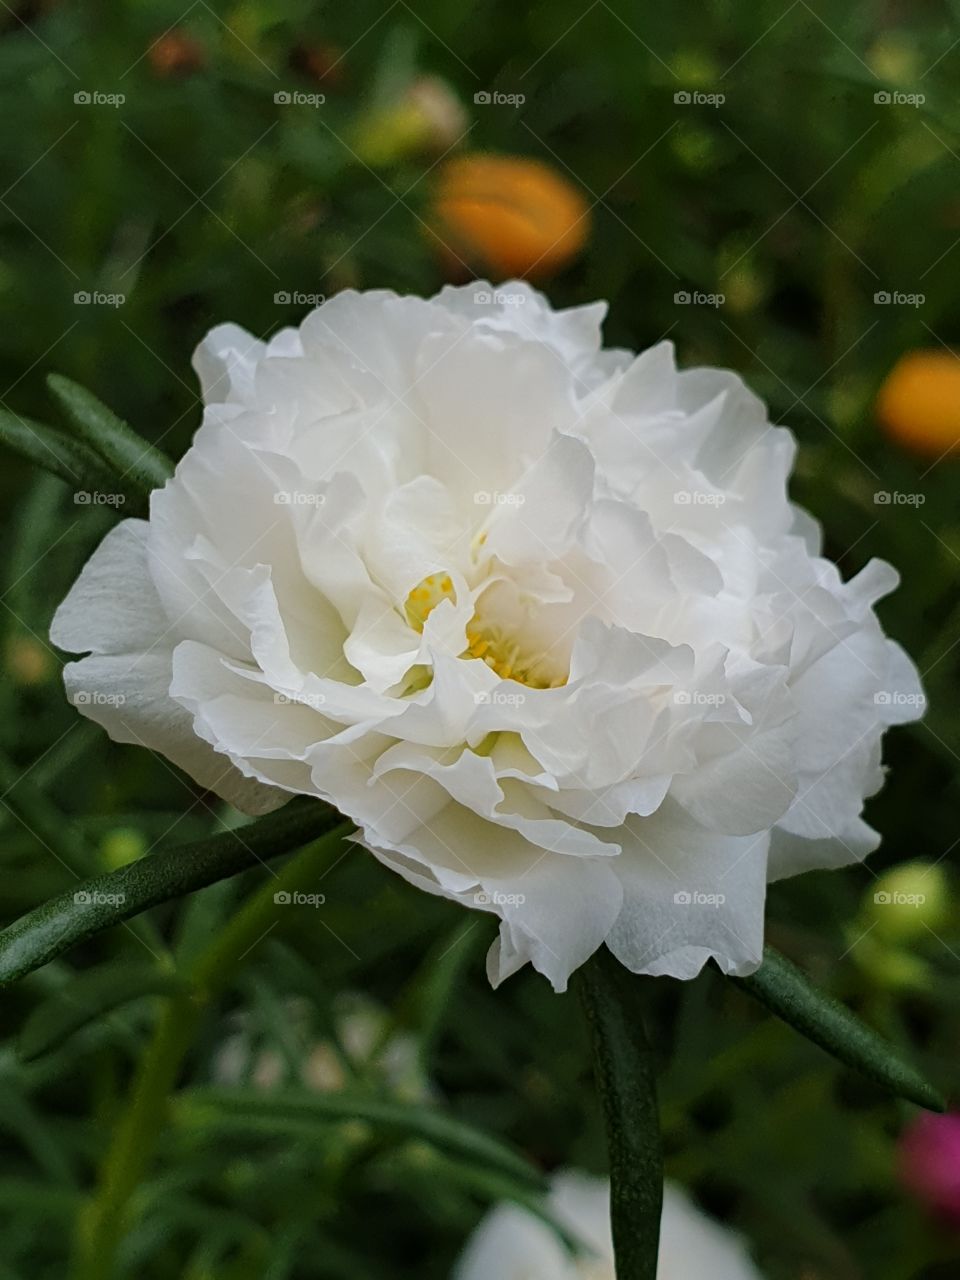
[51,282,923,991]
[453,1171,765,1280]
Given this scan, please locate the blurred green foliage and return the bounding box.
[1,0,959,1276]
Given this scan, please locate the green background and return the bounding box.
[1,0,959,1276]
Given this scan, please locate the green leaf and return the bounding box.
[577,949,662,1280]
[73,828,350,1280]
[732,946,946,1112]
[0,1084,76,1185]
[0,408,123,501]
[0,1180,81,1218]
[18,963,184,1062]
[0,748,95,877]
[47,372,174,495]
[176,1087,546,1191]
[396,918,486,1070]
[0,798,345,990]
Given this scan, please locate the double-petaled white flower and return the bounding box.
[453,1171,765,1280]
[52,283,922,990]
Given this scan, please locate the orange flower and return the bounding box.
[431,154,590,280]
[876,349,960,457]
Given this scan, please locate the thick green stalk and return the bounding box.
[71,824,351,1280]
[577,949,662,1279]
[0,798,341,988]
[733,947,945,1112]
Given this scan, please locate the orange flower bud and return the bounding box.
[430,154,590,280]
[876,348,960,457]
[147,29,205,78]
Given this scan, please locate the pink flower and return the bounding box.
[899,1112,960,1222]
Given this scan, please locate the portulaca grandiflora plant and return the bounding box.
[0,282,943,1278]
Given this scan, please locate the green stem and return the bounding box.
[577,950,662,1280]
[71,823,351,1280]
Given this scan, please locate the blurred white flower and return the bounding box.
[454,1170,765,1280]
[213,993,429,1100]
[52,283,922,990]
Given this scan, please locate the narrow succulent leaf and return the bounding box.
[578,949,662,1280]
[176,1087,546,1190]
[47,372,174,494]
[0,408,123,500]
[0,1084,77,1185]
[733,946,945,1112]
[411,1157,582,1255]
[18,964,184,1062]
[0,799,345,990]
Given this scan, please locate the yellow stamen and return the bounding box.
[404,572,458,632]
[461,617,566,688]
[405,573,568,690]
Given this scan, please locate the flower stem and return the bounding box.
[71,823,351,1280]
[577,949,662,1280]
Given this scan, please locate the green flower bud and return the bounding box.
[852,930,931,991]
[867,861,949,943]
[867,35,920,86]
[100,827,146,871]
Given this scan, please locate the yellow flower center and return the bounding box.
[404,570,566,690]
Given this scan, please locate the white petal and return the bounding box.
[51,520,163,655]
[607,802,768,978]
[63,652,285,814]
[192,322,265,405]
[659,1182,765,1280]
